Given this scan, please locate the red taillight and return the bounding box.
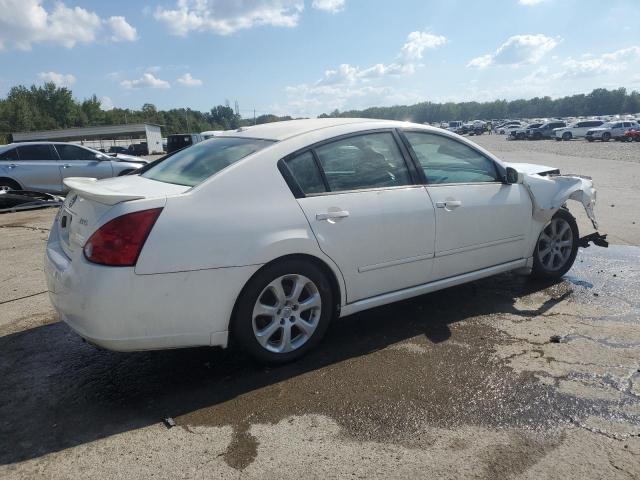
[83,208,163,266]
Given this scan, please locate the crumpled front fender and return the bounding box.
[521,173,598,229]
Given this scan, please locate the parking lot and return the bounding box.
[1,136,639,479]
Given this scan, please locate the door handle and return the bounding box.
[8,163,18,169]
[436,200,462,208]
[62,164,71,169]
[316,210,350,221]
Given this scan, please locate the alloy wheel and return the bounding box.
[536,218,574,271]
[252,274,322,354]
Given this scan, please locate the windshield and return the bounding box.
[85,146,112,161]
[600,122,614,128]
[141,137,274,187]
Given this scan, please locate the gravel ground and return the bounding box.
[1,138,639,479]
[475,134,640,164]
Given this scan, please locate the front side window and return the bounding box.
[286,151,326,195]
[56,144,100,161]
[142,137,274,186]
[313,132,412,192]
[403,132,499,184]
[0,148,18,160]
[16,145,57,161]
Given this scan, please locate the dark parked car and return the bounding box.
[525,121,566,140]
[166,134,204,153]
[127,142,149,156]
[109,146,129,154]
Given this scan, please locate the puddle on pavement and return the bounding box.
[1,246,639,471]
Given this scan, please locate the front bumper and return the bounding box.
[45,222,260,351]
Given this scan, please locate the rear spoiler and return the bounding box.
[63,177,145,206]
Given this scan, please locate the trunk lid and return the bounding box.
[57,175,189,259]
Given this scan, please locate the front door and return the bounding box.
[283,131,436,303]
[54,144,114,191]
[15,144,63,193]
[402,131,532,280]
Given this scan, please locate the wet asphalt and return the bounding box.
[1,243,638,472]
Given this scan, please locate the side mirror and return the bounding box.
[505,166,522,184]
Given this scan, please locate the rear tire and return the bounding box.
[533,132,543,140]
[587,138,594,142]
[232,259,334,364]
[0,178,21,192]
[532,209,579,279]
[602,132,611,142]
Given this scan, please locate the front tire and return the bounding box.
[232,259,334,364]
[562,132,572,141]
[532,209,579,279]
[0,178,21,192]
[602,132,611,142]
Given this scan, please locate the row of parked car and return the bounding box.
[500,119,640,142]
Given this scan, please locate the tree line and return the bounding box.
[0,82,292,143]
[1,82,639,143]
[320,87,640,123]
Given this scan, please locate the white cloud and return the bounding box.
[283,31,445,116]
[399,32,447,62]
[467,34,559,68]
[466,54,493,69]
[120,73,170,89]
[315,31,445,87]
[107,16,138,42]
[558,46,640,78]
[154,0,304,36]
[38,71,76,87]
[99,96,115,110]
[176,72,203,86]
[311,0,345,13]
[518,0,548,5]
[0,0,137,50]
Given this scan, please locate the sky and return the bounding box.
[1,0,640,118]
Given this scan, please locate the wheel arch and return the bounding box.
[230,253,345,335]
[0,176,23,190]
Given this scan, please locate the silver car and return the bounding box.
[0,142,147,193]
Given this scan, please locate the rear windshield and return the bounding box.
[141,137,274,186]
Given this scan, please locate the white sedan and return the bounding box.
[45,118,602,363]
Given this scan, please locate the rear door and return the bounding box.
[55,144,114,191]
[14,144,62,193]
[284,131,436,303]
[401,131,532,280]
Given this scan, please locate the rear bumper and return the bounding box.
[45,223,261,351]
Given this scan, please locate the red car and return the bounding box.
[623,129,640,142]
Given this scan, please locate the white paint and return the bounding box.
[45,118,600,352]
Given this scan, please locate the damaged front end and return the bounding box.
[505,162,608,249]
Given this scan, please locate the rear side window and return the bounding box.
[0,148,18,160]
[142,137,274,186]
[314,132,412,192]
[286,151,326,195]
[16,145,57,160]
[404,132,499,184]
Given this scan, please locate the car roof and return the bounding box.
[215,118,392,141]
[0,141,91,150]
[0,141,91,148]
